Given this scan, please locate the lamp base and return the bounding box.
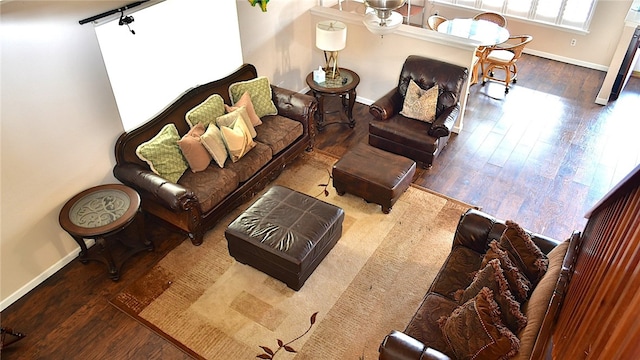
[323,50,341,79]
[324,67,341,79]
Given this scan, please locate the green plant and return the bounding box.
[257,311,318,359]
[248,0,269,12]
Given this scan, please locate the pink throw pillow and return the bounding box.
[177,123,211,172]
[226,91,262,127]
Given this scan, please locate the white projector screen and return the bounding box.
[95,0,243,131]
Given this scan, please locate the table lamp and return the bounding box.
[316,20,347,79]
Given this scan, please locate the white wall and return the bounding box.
[236,0,316,91]
[1,1,125,309]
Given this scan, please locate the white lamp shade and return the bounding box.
[363,11,403,36]
[316,20,347,51]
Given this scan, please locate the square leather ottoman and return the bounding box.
[333,143,416,213]
[225,185,344,291]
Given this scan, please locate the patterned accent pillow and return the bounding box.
[225,91,262,127]
[216,106,256,138]
[229,76,278,118]
[136,123,188,183]
[219,115,256,162]
[499,220,549,286]
[439,287,520,360]
[177,123,211,172]
[200,124,228,168]
[457,259,528,333]
[185,94,226,129]
[400,79,438,123]
[482,240,533,302]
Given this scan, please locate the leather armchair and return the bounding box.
[369,55,467,168]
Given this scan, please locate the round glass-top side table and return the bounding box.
[68,188,131,229]
[59,184,152,280]
[306,68,360,131]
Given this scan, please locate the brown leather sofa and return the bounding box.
[378,208,579,360]
[369,55,468,169]
[113,64,317,246]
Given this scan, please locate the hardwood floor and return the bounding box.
[316,54,640,241]
[2,55,639,359]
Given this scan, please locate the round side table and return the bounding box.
[59,184,152,280]
[306,68,360,131]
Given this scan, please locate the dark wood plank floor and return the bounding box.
[2,55,639,359]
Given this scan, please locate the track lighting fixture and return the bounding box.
[78,1,148,31]
[119,10,136,35]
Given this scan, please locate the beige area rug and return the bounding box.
[110,151,476,359]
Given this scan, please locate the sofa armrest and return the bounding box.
[452,209,499,254]
[428,104,460,138]
[379,331,451,360]
[113,163,199,212]
[369,88,403,121]
[453,208,562,255]
[271,85,317,125]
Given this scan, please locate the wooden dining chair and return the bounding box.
[472,12,508,83]
[482,35,533,93]
[426,15,447,30]
[397,0,426,27]
[473,11,507,27]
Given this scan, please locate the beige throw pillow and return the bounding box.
[219,116,256,162]
[400,79,438,123]
[200,124,228,168]
[216,106,257,138]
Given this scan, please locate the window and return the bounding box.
[433,0,597,32]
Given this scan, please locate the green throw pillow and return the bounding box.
[185,94,226,129]
[136,123,188,183]
[229,76,278,118]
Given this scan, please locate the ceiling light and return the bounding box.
[362,0,406,37]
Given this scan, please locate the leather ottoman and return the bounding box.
[225,185,344,291]
[333,143,416,213]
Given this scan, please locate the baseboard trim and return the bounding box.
[0,239,95,312]
[523,48,608,72]
[0,248,80,311]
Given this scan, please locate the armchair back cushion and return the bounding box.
[397,55,467,117]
